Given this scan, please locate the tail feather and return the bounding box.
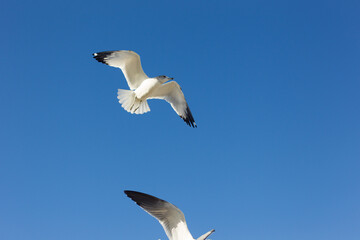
[117,89,150,115]
[135,101,144,114]
[135,100,150,114]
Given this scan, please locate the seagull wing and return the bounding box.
[148,81,197,128]
[93,50,148,90]
[125,190,194,240]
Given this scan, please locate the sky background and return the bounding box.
[1,0,359,240]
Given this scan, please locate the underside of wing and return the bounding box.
[148,81,197,128]
[124,190,194,240]
[93,50,148,90]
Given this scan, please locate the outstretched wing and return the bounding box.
[148,81,197,128]
[197,229,215,240]
[93,50,148,90]
[125,190,194,240]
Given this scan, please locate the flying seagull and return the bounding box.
[124,190,214,240]
[93,50,197,127]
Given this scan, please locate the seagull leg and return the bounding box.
[130,103,135,112]
[133,100,142,113]
[129,100,142,113]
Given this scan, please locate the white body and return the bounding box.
[134,78,161,100]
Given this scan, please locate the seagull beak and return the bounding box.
[169,77,174,80]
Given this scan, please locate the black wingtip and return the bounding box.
[124,190,142,204]
[124,190,154,200]
[124,190,165,207]
[92,51,115,65]
[124,190,132,195]
[181,104,197,128]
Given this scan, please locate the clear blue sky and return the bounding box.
[1,0,359,240]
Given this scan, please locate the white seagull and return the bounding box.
[124,190,215,240]
[93,50,196,127]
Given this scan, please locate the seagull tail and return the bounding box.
[117,89,150,115]
[197,229,215,240]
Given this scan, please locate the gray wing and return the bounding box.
[148,81,197,128]
[125,190,194,240]
[93,50,148,90]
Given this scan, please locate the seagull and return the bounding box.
[93,50,197,127]
[124,190,215,240]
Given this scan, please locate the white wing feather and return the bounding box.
[93,50,148,90]
[125,191,194,240]
[149,81,196,127]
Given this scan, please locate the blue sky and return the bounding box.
[1,0,359,239]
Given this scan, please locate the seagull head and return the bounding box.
[157,75,173,83]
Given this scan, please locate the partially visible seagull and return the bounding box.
[124,190,215,240]
[93,50,197,127]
